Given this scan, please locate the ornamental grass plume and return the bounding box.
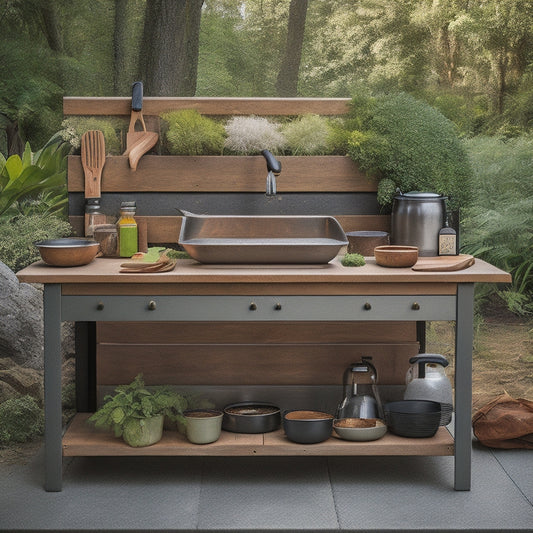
[224,116,286,154]
[281,114,331,155]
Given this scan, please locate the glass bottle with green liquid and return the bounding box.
[118,201,138,257]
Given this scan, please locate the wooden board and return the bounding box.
[96,321,416,345]
[412,255,475,272]
[63,97,352,117]
[63,413,454,457]
[96,343,419,386]
[67,155,374,193]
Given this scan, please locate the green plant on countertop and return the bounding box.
[0,395,44,445]
[161,109,226,155]
[281,114,332,155]
[224,115,286,154]
[58,117,123,154]
[0,214,72,272]
[343,92,473,214]
[88,374,187,447]
[341,253,366,267]
[0,136,70,217]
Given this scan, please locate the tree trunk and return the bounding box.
[275,0,308,97]
[6,120,24,157]
[39,3,63,53]
[113,0,129,95]
[139,0,203,96]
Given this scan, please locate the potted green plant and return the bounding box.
[88,374,187,447]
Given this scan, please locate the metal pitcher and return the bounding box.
[391,190,447,257]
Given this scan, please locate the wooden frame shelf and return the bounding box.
[63,414,454,457]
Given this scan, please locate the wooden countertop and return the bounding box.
[16,256,511,285]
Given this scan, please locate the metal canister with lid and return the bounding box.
[390,190,447,257]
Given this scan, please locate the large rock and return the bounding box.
[0,262,44,370]
[0,358,44,405]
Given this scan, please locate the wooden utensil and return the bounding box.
[81,130,107,235]
[412,254,475,271]
[123,81,158,171]
[81,130,105,198]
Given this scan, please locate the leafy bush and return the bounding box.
[89,374,187,438]
[161,109,226,155]
[344,92,473,213]
[59,117,123,154]
[461,135,533,315]
[281,114,331,155]
[224,116,286,154]
[0,395,44,444]
[0,137,70,217]
[0,214,72,272]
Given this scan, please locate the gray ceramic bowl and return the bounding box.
[333,418,387,441]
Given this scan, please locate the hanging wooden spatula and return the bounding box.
[81,130,106,235]
[123,81,158,171]
[81,130,105,199]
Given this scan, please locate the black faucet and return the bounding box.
[261,150,282,197]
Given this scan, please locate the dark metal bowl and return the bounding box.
[384,400,441,438]
[222,402,281,434]
[283,410,334,444]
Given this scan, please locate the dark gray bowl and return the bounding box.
[222,402,280,434]
[283,410,334,444]
[384,400,441,438]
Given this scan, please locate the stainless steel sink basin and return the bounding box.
[178,211,347,264]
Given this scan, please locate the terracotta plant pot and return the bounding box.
[122,414,164,447]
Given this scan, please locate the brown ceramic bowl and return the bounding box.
[346,231,389,256]
[374,245,419,268]
[34,238,100,267]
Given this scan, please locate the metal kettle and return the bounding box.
[404,353,453,425]
[336,357,383,419]
[391,190,447,256]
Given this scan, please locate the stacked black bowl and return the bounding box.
[384,400,441,438]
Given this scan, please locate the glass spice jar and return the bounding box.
[117,201,138,257]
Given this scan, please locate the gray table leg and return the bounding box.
[454,283,474,491]
[43,284,63,491]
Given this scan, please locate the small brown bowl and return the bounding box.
[374,245,418,268]
[35,238,100,267]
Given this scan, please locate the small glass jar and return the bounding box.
[117,201,138,257]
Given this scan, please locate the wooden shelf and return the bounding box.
[63,413,454,458]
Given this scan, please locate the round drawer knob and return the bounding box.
[148,300,157,311]
[412,302,420,310]
[96,302,104,311]
[363,302,372,310]
[249,302,257,311]
[274,303,282,310]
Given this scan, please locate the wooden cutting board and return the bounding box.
[412,254,475,271]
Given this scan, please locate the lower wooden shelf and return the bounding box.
[63,413,454,457]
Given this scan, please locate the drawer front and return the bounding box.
[61,294,456,322]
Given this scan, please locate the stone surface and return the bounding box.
[0,366,44,405]
[0,262,43,370]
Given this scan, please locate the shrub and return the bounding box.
[461,135,533,315]
[344,92,473,213]
[0,214,72,272]
[224,116,286,154]
[0,395,44,444]
[281,114,331,155]
[161,109,225,155]
[0,137,70,217]
[59,117,123,154]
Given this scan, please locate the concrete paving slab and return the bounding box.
[0,449,202,531]
[489,447,533,505]
[328,446,533,531]
[196,457,339,530]
[1,443,532,532]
